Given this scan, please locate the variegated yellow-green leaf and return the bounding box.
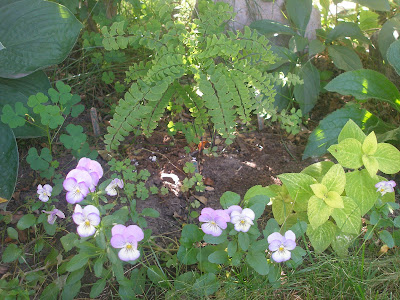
[338,119,366,144]
[374,143,400,174]
[301,161,335,182]
[278,173,316,212]
[310,183,327,199]
[331,232,356,257]
[281,212,309,232]
[328,138,363,169]
[321,164,346,194]
[324,191,344,209]
[331,196,361,235]
[307,220,337,253]
[272,196,295,225]
[308,195,333,229]
[362,132,377,155]
[345,169,378,215]
[362,154,379,177]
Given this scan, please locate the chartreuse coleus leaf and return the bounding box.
[329,120,400,176]
[307,220,337,253]
[270,184,295,225]
[338,119,366,143]
[331,196,361,235]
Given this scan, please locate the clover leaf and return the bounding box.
[27,92,48,114]
[40,105,64,129]
[60,124,86,150]
[1,103,27,128]
[26,147,52,171]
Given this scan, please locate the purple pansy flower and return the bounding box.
[225,205,242,216]
[267,230,296,263]
[76,157,103,187]
[65,168,96,192]
[230,208,255,232]
[375,180,396,196]
[72,204,101,237]
[37,184,52,202]
[199,207,230,237]
[63,177,90,204]
[42,208,65,224]
[105,178,124,196]
[110,224,144,261]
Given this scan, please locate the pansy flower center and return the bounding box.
[84,220,91,226]
[126,244,133,250]
[210,221,216,226]
[279,245,285,252]
[240,219,246,224]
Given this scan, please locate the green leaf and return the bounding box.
[141,207,160,218]
[60,233,78,252]
[193,273,220,297]
[250,19,297,36]
[353,0,390,11]
[380,230,395,248]
[321,164,346,194]
[243,185,275,204]
[378,16,400,61]
[278,173,316,212]
[17,214,36,230]
[331,196,361,234]
[90,278,107,299]
[246,251,269,275]
[327,45,363,71]
[359,10,379,31]
[328,138,363,169]
[325,191,344,209]
[0,0,83,78]
[310,183,328,199]
[325,69,400,112]
[180,224,203,247]
[286,0,312,35]
[387,39,400,76]
[177,245,199,265]
[26,147,52,171]
[0,71,49,138]
[66,254,89,272]
[306,220,337,253]
[60,124,86,150]
[175,271,198,291]
[338,119,366,143]
[331,232,355,257]
[362,132,378,155]
[374,143,400,174]
[0,122,18,201]
[203,232,227,245]
[39,282,59,300]
[345,169,378,215]
[326,22,368,44]
[362,154,379,177]
[308,195,333,229]
[147,266,169,288]
[301,161,335,182]
[2,244,23,262]
[220,191,240,209]
[7,227,18,240]
[271,191,295,225]
[293,61,320,115]
[208,250,228,264]
[309,39,325,56]
[1,103,28,128]
[238,232,250,251]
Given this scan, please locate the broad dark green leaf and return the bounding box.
[0,71,49,137]
[325,69,400,112]
[0,0,82,78]
[353,0,390,11]
[0,122,18,202]
[286,0,312,35]
[193,273,220,297]
[378,16,400,61]
[2,244,23,262]
[250,19,297,36]
[327,45,363,71]
[246,251,269,275]
[294,61,320,115]
[326,22,368,44]
[387,39,400,76]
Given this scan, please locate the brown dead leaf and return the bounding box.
[203,177,214,186]
[194,195,208,205]
[205,186,215,192]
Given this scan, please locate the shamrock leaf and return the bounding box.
[60,124,86,150]
[40,106,64,129]
[1,103,27,128]
[27,92,48,114]
[102,71,115,84]
[64,94,84,117]
[26,147,52,171]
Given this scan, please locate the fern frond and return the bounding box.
[125,61,153,83]
[144,54,187,84]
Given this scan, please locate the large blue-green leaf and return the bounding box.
[387,39,400,76]
[378,16,400,61]
[0,71,49,138]
[294,61,320,115]
[326,22,369,44]
[286,0,312,35]
[0,0,82,78]
[352,0,390,11]
[327,45,363,71]
[0,123,18,203]
[302,104,395,159]
[325,69,400,112]
[250,20,297,36]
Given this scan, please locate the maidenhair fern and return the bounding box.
[102,0,302,151]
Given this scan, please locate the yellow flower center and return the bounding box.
[240,220,246,224]
[126,244,133,250]
[85,220,91,226]
[210,221,216,225]
[279,246,285,251]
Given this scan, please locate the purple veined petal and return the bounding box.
[225,205,242,215]
[66,169,94,192]
[105,183,117,196]
[199,213,213,223]
[43,184,53,194]
[201,222,222,237]
[242,208,255,221]
[125,235,140,246]
[268,240,282,252]
[214,215,229,229]
[283,239,296,251]
[215,209,231,223]
[77,223,96,237]
[77,158,104,179]
[375,181,385,188]
[77,182,90,196]
[389,180,396,188]
[83,205,100,217]
[74,204,83,214]
[55,210,65,219]
[284,230,296,242]
[118,246,140,262]
[230,215,241,224]
[72,212,85,225]
[39,194,49,202]
[112,224,127,236]
[63,177,78,192]
[234,221,251,232]
[271,249,290,263]
[124,225,144,242]
[116,179,124,188]
[267,232,284,244]
[37,184,43,192]
[66,190,84,204]
[47,214,56,225]
[110,234,126,248]
[86,213,101,226]
[89,172,100,187]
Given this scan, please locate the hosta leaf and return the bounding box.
[307,220,337,253]
[0,0,82,78]
[331,196,361,235]
[0,122,18,202]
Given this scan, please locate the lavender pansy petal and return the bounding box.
[272,249,291,263]
[112,224,126,236]
[117,179,124,188]
[201,222,222,236]
[283,239,296,250]
[39,194,49,202]
[43,184,53,193]
[215,209,230,222]
[267,232,284,244]
[284,230,296,241]
[87,213,101,226]
[242,208,255,220]
[63,177,77,191]
[125,225,144,242]
[125,236,139,247]
[214,216,228,229]
[66,191,84,204]
[83,205,100,217]
[55,210,65,219]
[389,180,396,187]
[200,207,215,216]
[268,240,281,251]
[74,204,83,214]
[230,215,241,224]
[47,214,56,225]
[77,223,96,237]
[72,212,85,225]
[118,247,140,262]
[90,172,100,186]
[226,205,242,215]
[199,214,212,222]
[66,169,94,191]
[110,234,126,248]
